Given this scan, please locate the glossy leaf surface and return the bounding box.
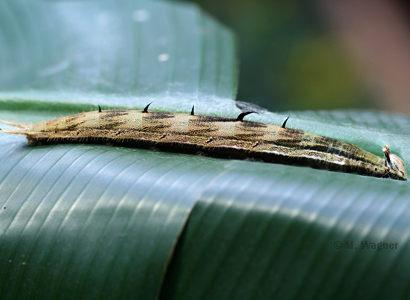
[1,1,410,300]
[0,0,237,299]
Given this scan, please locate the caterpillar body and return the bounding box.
[0,106,407,181]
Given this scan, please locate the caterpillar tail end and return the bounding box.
[0,119,30,134]
[0,119,30,129]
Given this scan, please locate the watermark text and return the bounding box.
[334,241,398,251]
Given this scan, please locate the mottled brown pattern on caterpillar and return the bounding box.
[0,107,407,181]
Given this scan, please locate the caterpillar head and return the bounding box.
[383,144,407,181]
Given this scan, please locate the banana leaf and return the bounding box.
[1,1,410,300]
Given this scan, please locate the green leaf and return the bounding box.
[158,112,410,300]
[0,144,228,299]
[160,160,410,300]
[2,1,410,300]
[0,0,238,299]
[0,0,237,114]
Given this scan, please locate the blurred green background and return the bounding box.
[181,0,410,114]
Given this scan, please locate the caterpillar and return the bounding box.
[0,104,407,181]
